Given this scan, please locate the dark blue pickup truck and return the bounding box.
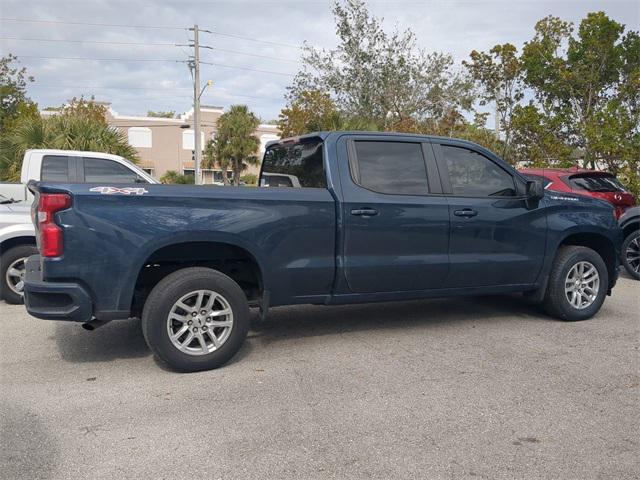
[23,132,621,371]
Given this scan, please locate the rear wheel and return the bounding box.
[622,229,640,280]
[1,244,38,304]
[142,267,250,372]
[542,246,608,321]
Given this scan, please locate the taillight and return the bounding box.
[37,193,71,257]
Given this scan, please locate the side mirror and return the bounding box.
[526,180,544,200]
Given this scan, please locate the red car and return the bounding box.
[519,167,637,219]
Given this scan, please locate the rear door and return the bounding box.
[338,135,450,293]
[433,141,547,287]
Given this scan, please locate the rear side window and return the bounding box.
[261,139,325,188]
[441,145,515,197]
[351,141,429,195]
[568,174,626,192]
[41,155,69,182]
[84,158,141,183]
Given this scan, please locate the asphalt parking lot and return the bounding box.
[1,275,638,480]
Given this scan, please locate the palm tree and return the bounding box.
[0,113,139,182]
[210,105,260,186]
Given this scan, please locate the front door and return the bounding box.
[433,142,547,288]
[338,136,450,293]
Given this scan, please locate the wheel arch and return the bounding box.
[1,235,36,255]
[556,231,617,288]
[126,238,266,316]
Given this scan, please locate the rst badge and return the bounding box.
[89,186,148,195]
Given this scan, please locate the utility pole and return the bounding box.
[192,24,202,185]
[178,25,213,185]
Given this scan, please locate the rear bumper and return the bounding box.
[23,255,93,322]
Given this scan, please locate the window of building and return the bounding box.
[84,158,143,183]
[351,141,429,195]
[440,145,515,197]
[41,155,70,182]
[261,138,325,188]
[127,127,152,148]
[182,130,205,151]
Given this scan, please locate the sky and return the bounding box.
[1,0,638,122]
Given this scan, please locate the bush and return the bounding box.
[160,170,194,184]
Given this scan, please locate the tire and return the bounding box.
[542,246,608,321]
[1,244,38,304]
[621,229,640,280]
[141,267,250,372]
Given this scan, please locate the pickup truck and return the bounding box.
[22,132,621,372]
[0,149,157,304]
[0,149,156,202]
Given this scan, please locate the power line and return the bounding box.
[16,55,296,76]
[17,55,181,62]
[201,30,300,49]
[199,60,295,77]
[3,37,300,63]
[0,17,303,49]
[1,37,177,46]
[0,17,185,30]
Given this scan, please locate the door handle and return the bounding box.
[351,208,378,217]
[453,208,478,218]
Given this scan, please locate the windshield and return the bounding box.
[260,138,325,188]
[568,174,626,192]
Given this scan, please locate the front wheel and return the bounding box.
[142,267,250,372]
[621,230,640,280]
[542,246,608,321]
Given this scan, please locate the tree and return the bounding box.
[288,0,473,130]
[464,43,524,161]
[202,137,232,185]
[278,90,342,137]
[522,13,630,166]
[147,110,176,118]
[0,102,138,182]
[160,170,194,184]
[209,105,260,186]
[0,54,36,132]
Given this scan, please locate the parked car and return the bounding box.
[0,149,157,203]
[0,150,158,304]
[519,167,636,219]
[619,206,640,280]
[23,132,621,372]
[0,195,36,304]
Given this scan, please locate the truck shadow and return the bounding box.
[53,295,545,364]
[251,295,546,345]
[54,317,150,363]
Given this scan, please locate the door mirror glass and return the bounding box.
[526,179,545,200]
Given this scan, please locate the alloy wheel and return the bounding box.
[5,257,27,296]
[564,261,600,310]
[625,236,640,275]
[166,289,234,356]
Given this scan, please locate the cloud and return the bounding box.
[1,0,636,121]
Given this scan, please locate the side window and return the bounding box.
[261,140,325,188]
[352,141,429,195]
[41,155,69,182]
[441,145,515,197]
[84,158,140,183]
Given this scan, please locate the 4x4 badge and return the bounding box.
[90,186,148,195]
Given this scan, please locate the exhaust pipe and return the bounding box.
[82,319,110,331]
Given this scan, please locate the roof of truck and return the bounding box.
[266,131,490,150]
